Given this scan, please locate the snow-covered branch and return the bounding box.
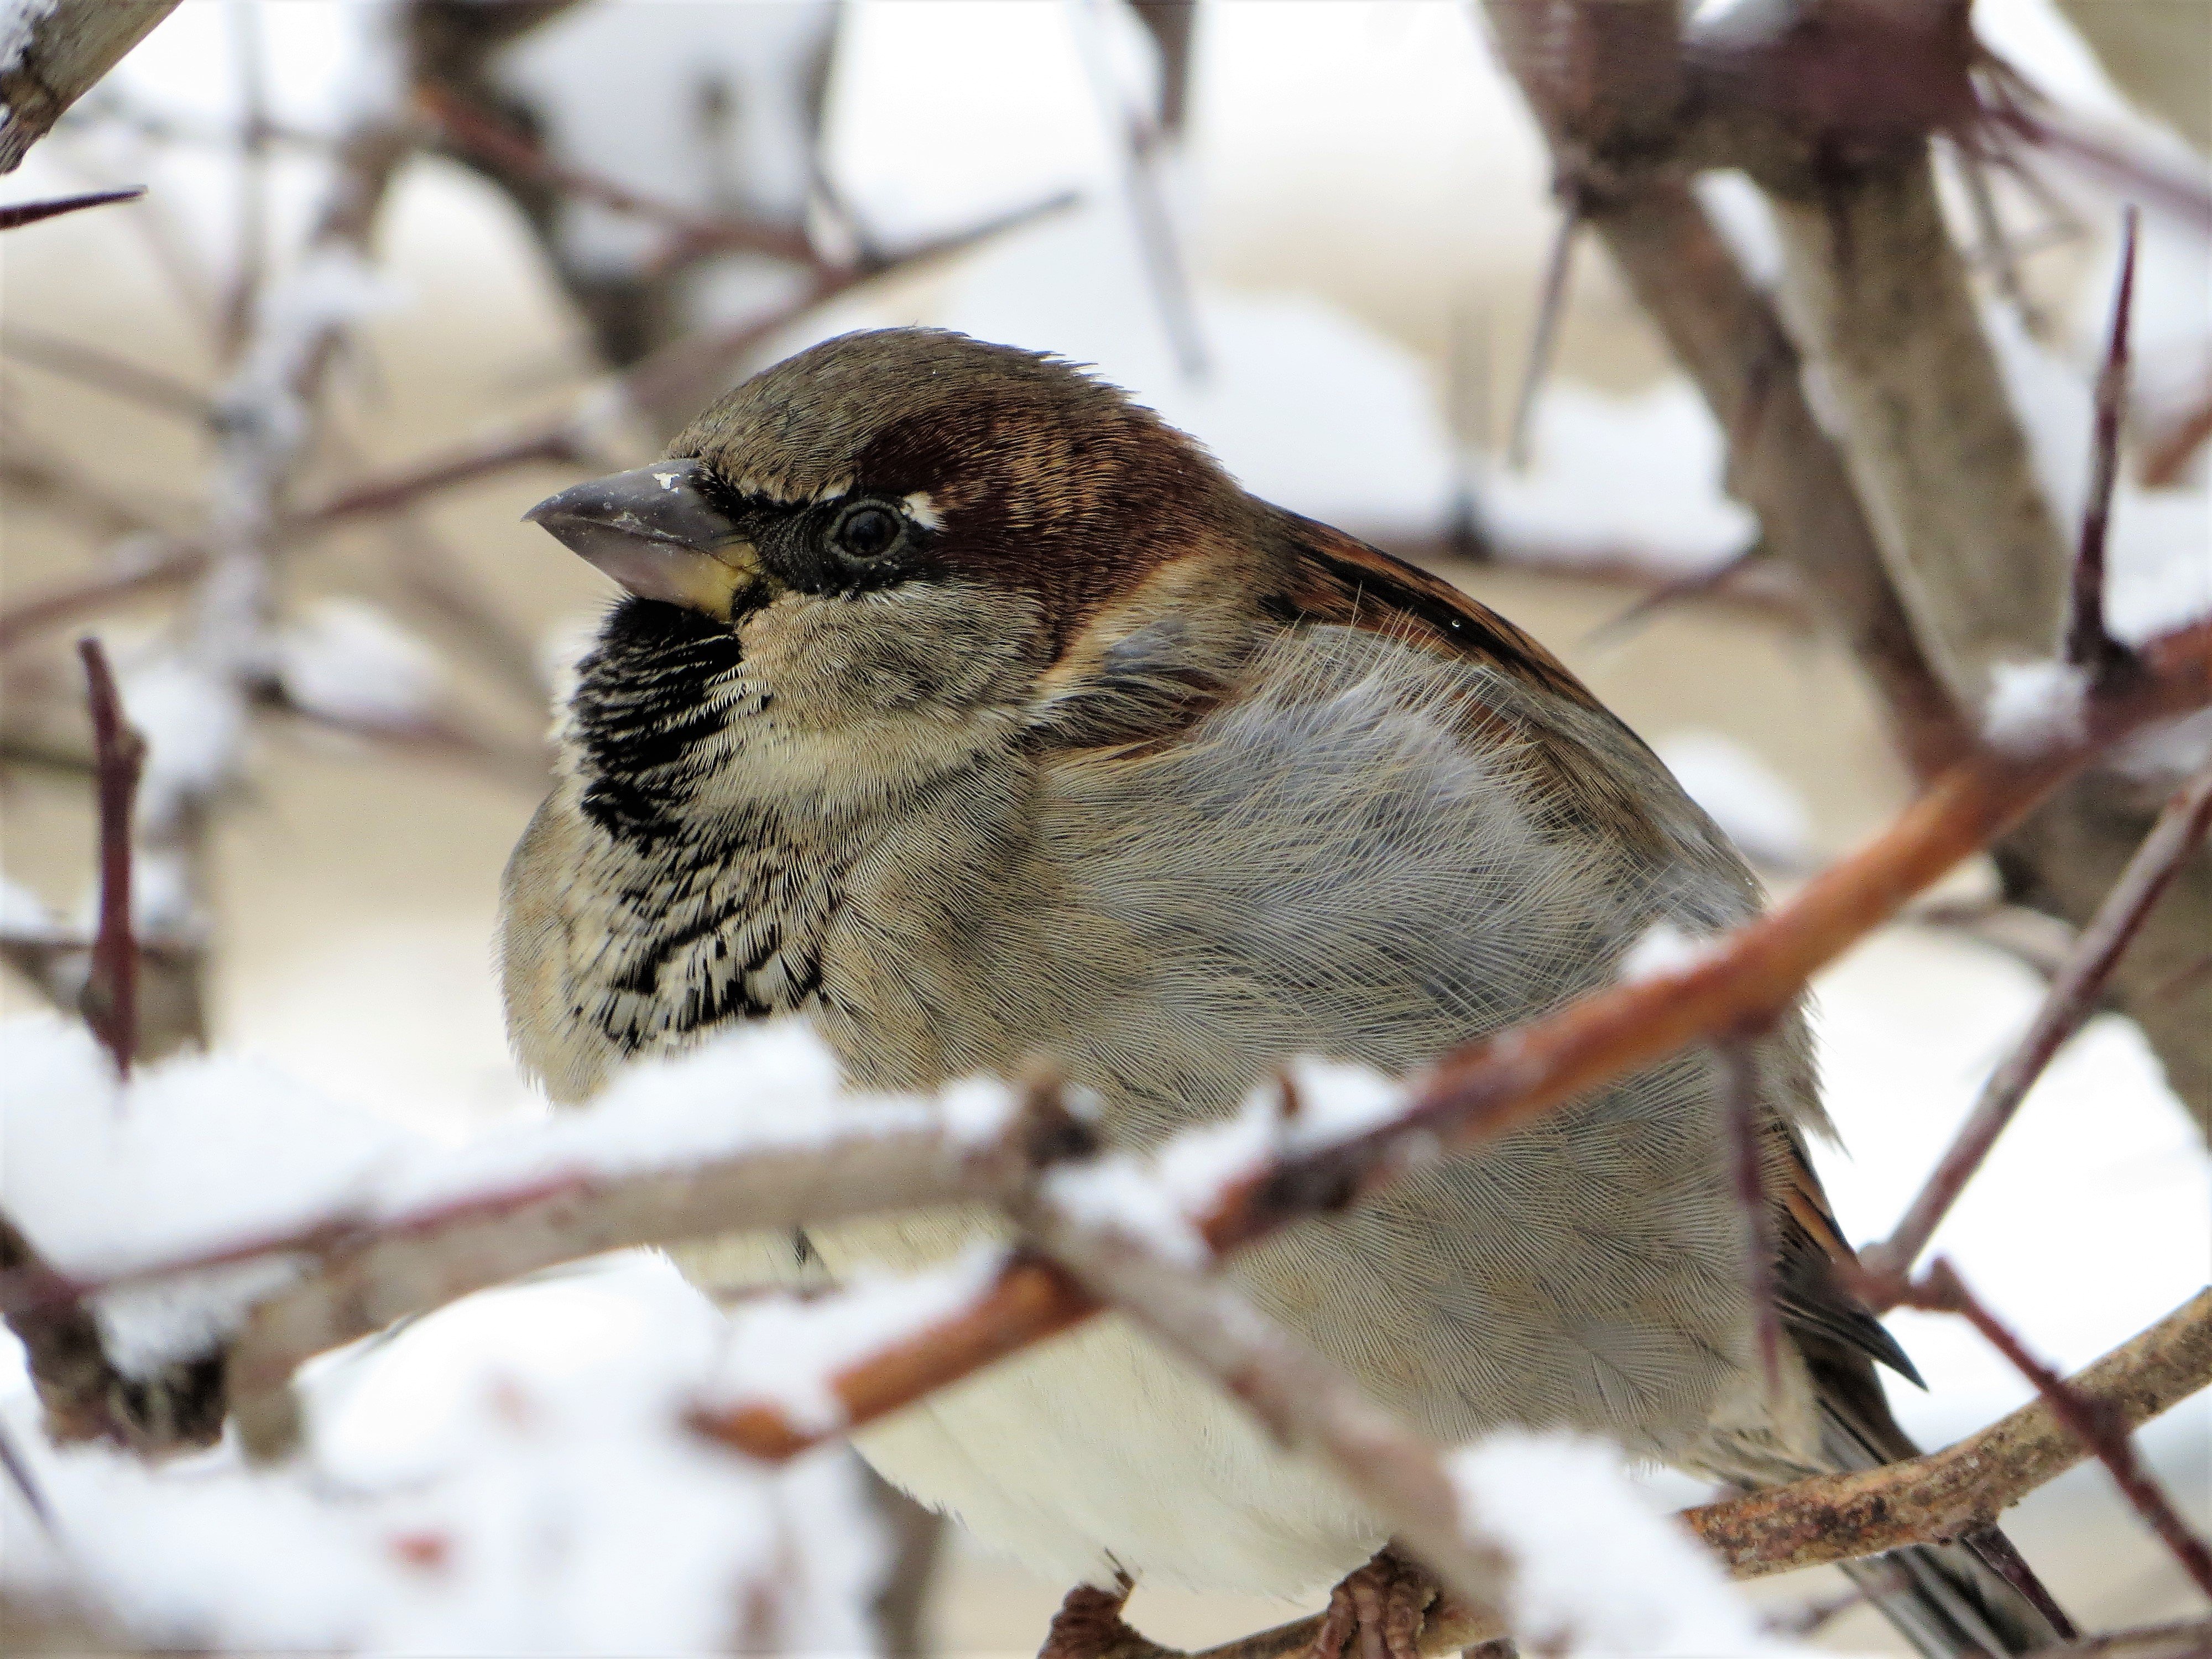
[0,0,176,172]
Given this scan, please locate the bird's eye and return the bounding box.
[831,503,902,561]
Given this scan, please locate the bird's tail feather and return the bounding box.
[1843,1526,2074,1659]
[1807,1340,2075,1658]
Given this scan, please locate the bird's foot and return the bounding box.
[1037,1573,1172,1659]
[1306,1548,1439,1659]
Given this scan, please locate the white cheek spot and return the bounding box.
[652,470,681,491]
[903,491,946,531]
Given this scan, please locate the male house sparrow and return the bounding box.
[505,328,2065,1657]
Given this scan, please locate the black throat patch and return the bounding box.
[569,597,755,847]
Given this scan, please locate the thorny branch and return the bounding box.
[74,638,147,1076]
[1480,0,2212,1135]
[1684,1287,2212,1576]
[1896,1264,2212,1599]
[2066,206,2138,677]
[0,184,145,232]
[1865,758,2212,1289]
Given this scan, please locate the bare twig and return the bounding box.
[1720,1040,1781,1395]
[1685,1287,2212,1575]
[0,184,145,231]
[1008,1161,1512,1628]
[1506,195,1580,469]
[1954,146,2048,339]
[1866,758,2212,1288]
[2143,378,2212,489]
[416,79,816,267]
[0,1,180,172]
[218,0,274,361]
[1899,1262,2212,1598]
[1,324,215,421]
[2068,207,2139,676]
[1070,0,1206,379]
[0,1416,56,1536]
[74,639,145,1076]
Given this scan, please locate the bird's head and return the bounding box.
[528,328,1243,669]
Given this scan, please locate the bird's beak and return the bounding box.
[524,459,766,617]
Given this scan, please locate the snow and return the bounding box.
[1483,379,1757,575]
[1808,927,2211,1442]
[0,1014,1015,1374]
[1984,303,2212,648]
[219,244,390,463]
[379,1019,1009,1216]
[496,0,834,308]
[0,872,58,937]
[117,651,248,828]
[1655,730,1817,870]
[0,0,56,78]
[1617,920,1715,985]
[705,1245,1007,1433]
[274,597,448,728]
[1,1260,888,1653]
[1981,658,2092,754]
[0,1016,418,1373]
[1452,1431,1794,1657]
[1042,1057,1408,1268]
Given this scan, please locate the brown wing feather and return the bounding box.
[1265,512,1609,714]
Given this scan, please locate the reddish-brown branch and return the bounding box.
[74,638,145,1075]
[1721,1040,1782,1395]
[690,614,2212,1462]
[2143,379,2212,489]
[2068,207,2138,674]
[0,545,206,651]
[302,425,592,527]
[1,325,216,422]
[1506,196,1581,469]
[1686,1287,2211,1575]
[1865,758,2212,1289]
[0,184,144,232]
[417,80,817,267]
[1901,1261,2212,1598]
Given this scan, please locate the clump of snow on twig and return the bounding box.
[214,244,393,503]
[1981,658,2091,755]
[0,0,59,78]
[1655,731,1815,870]
[0,870,59,937]
[1617,920,1715,985]
[1452,1431,1799,1657]
[1,1262,887,1653]
[118,651,248,828]
[382,1019,1014,1215]
[1986,303,2212,645]
[1483,380,1756,576]
[275,598,448,728]
[705,1244,1008,1432]
[1042,1057,1407,1267]
[0,1016,419,1373]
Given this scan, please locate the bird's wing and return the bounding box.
[1265,511,1610,715]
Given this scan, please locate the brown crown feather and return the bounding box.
[670,328,1244,652]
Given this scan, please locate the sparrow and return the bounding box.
[504,327,2067,1658]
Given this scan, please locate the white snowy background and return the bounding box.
[0,0,2205,1651]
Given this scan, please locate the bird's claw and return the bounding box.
[1037,1574,1173,1659]
[1306,1549,1439,1659]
